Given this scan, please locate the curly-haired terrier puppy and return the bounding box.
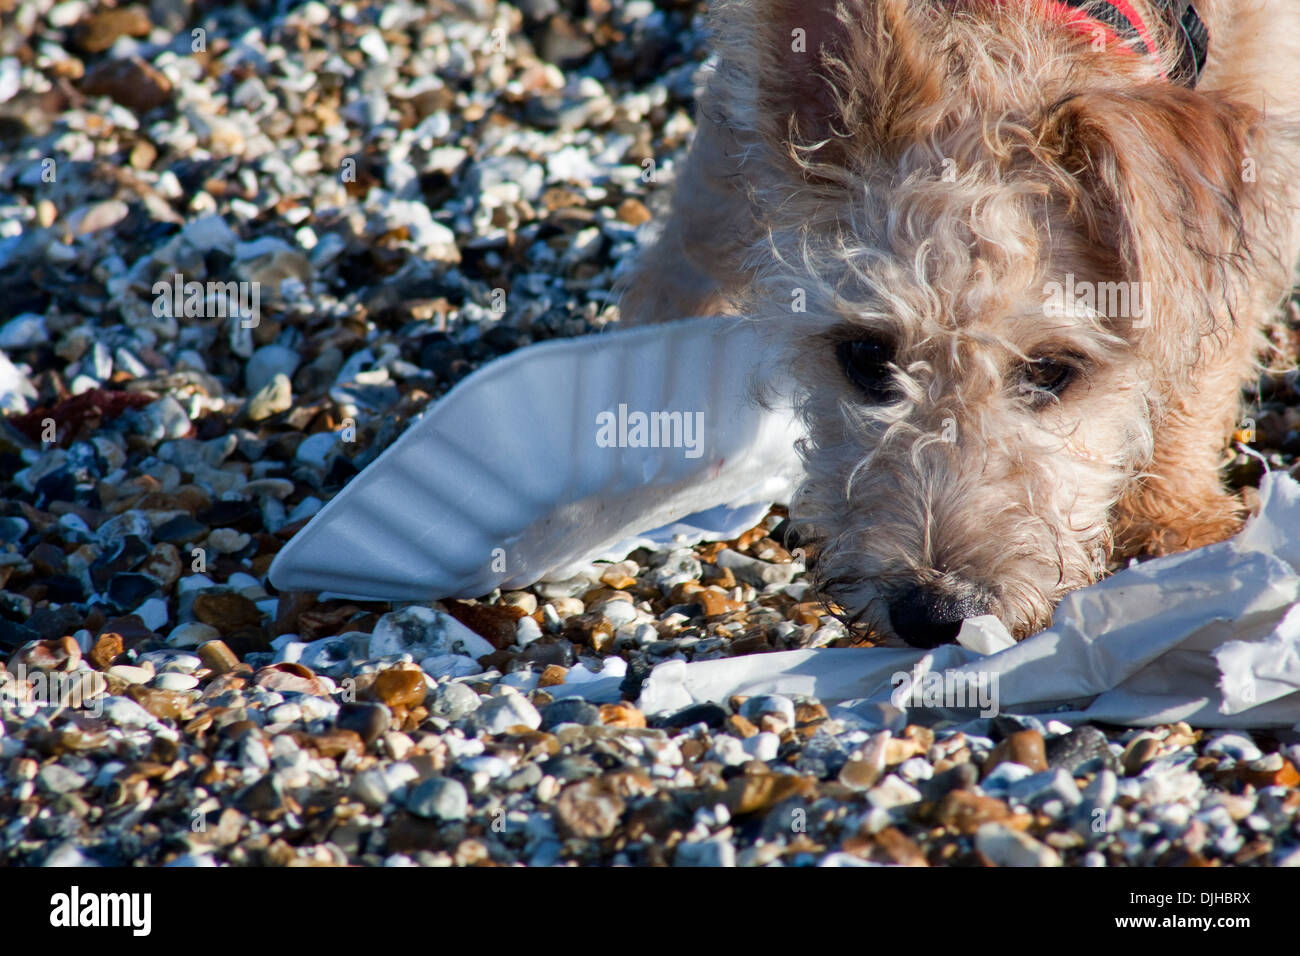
[618,0,1300,646]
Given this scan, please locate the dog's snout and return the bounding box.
[888,586,992,648]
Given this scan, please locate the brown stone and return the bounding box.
[724,773,814,815]
[305,729,364,759]
[581,587,635,607]
[597,567,638,590]
[696,587,742,617]
[273,591,318,636]
[1122,735,1161,776]
[883,737,923,764]
[875,826,929,866]
[127,685,190,721]
[567,612,614,652]
[499,730,559,761]
[209,808,246,847]
[197,639,240,675]
[538,664,568,687]
[603,769,656,799]
[794,700,829,727]
[838,759,883,791]
[726,713,759,739]
[193,591,264,633]
[728,633,772,655]
[903,725,935,752]
[623,794,686,841]
[616,198,651,226]
[554,778,625,839]
[478,649,516,672]
[73,6,153,53]
[87,632,124,670]
[8,635,80,673]
[750,538,793,562]
[129,139,157,171]
[373,668,427,710]
[255,662,329,696]
[790,602,826,627]
[759,713,790,735]
[140,543,182,590]
[81,56,172,113]
[599,702,646,728]
[701,563,736,589]
[935,791,1013,835]
[27,542,67,576]
[982,730,1048,776]
[386,814,444,853]
[1239,758,1300,789]
[443,599,524,650]
[454,839,492,867]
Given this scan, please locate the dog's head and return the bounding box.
[708,0,1286,643]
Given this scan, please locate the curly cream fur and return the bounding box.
[618,0,1300,641]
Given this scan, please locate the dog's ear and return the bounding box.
[1043,86,1275,361]
[716,0,944,174]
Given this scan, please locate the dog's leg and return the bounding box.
[1113,320,1267,556]
[1112,413,1246,557]
[614,104,756,326]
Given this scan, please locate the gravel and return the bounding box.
[2,0,1300,867]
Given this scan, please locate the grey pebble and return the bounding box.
[407,776,468,821]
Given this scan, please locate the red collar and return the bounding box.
[1051,0,1164,74]
[983,0,1208,86]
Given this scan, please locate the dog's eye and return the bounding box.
[1018,357,1078,408]
[836,338,896,402]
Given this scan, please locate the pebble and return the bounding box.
[472,693,542,734]
[373,669,428,710]
[350,769,395,809]
[1204,733,1263,762]
[1046,724,1116,774]
[407,777,469,820]
[371,607,495,661]
[197,640,241,675]
[37,764,87,795]
[1007,768,1082,810]
[867,776,922,810]
[984,729,1048,775]
[554,779,625,838]
[0,313,46,348]
[675,837,736,867]
[715,548,801,587]
[1122,734,1161,776]
[153,672,199,692]
[0,0,1290,873]
[541,698,600,730]
[167,622,220,648]
[975,823,1062,867]
[336,703,392,746]
[429,682,481,721]
[106,665,151,685]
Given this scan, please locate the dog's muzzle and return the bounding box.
[888,585,994,648]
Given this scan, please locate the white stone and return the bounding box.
[245,344,301,394]
[975,823,1062,867]
[153,672,198,691]
[0,313,46,348]
[167,622,220,648]
[371,606,494,661]
[181,215,238,253]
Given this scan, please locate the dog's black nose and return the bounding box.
[888,586,992,648]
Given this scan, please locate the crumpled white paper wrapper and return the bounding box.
[555,471,1300,731]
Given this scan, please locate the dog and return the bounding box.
[616,0,1300,647]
